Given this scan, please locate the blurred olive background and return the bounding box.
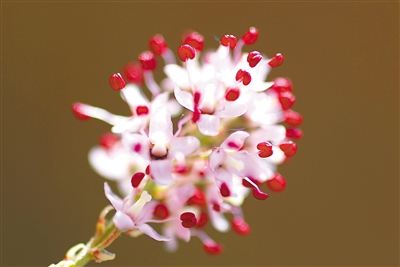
[2,1,398,266]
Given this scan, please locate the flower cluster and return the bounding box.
[72,27,302,255]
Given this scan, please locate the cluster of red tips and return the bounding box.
[241,27,259,45]
[267,173,287,192]
[149,34,168,56]
[279,141,297,157]
[220,34,238,49]
[219,183,231,197]
[123,62,143,84]
[196,212,208,228]
[178,44,196,62]
[109,73,126,90]
[286,128,303,140]
[153,203,170,220]
[236,69,251,85]
[99,133,119,150]
[131,172,145,188]
[225,87,240,101]
[187,188,206,207]
[278,91,296,110]
[268,53,284,68]
[180,212,197,228]
[203,243,223,255]
[231,217,250,235]
[138,51,157,71]
[256,141,273,158]
[252,188,269,200]
[284,110,303,126]
[183,31,204,51]
[136,105,149,116]
[247,51,263,68]
[72,102,90,120]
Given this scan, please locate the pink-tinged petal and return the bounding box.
[175,222,191,242]
[217,102,247,118]
[163,227,179,252]
[113,210,135,232]
[173,86,194,111]
[135,201,158,224]
[104,183,124,211]
[220,131,249,151]
[169,136,200,157]
[137,223,171,241]
[89,147,131,180]
[197,114,220,136]
[209,148,226,171]
[149,107,173,146]
[164,64,189,87]
[150,159,174,186]
[121,133,150,159]
[120,84,148,107]
[259,125,287,144]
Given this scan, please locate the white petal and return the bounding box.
[151,92,169,113]
[88,147,131,180]
[137,223,171,242]
[164,64,189,87]
[150,159,174,186]
[209,148,226,171]
[169,136,200,157]
[259,125,287,144]
[104,183,123,211]
[113,211,135,232]
[197,114,220,136]
[174,86,194,111]
[217,101,247,118]
[149,107,173,155]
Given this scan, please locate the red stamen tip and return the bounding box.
[278,91,296,110]
[153,203,170,219]
[242,27,259,45]
[279,141,297,157]
[99,133,119,150]
[235,69,252,85]
[268,53,284,68]
[267,173,287,192]
[221,34,238,49]
[72,102,90,120]
[196,212,208,228]
[109,73,126,90]
[252,188,269,200]
[187,188,206,207]
[271,77,293,92]
[123,62,143,84]
[149,34,168,56]
[284,110,303,126]
[225,87,240,101]
[256,141,273,158]
[131,172,145,188]
[180,212,197,228]
[178,44,196,62]
[139,51,157,71]
[183,31,204,51]
[220,182,231,197]
[136,105,149,116]
[232,217,251,235]
[286,128,303,140]
[203,243,224,255]
[247,51,263,68]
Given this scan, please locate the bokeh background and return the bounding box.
[2,1,398,266]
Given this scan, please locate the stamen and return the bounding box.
[187,188,206,207]
[123,62,143,84]
[99,133,119,150]
[136,105,149,116]
[133,143,142,152]
[109,73,126,90]
[268,53,284,68]
[278,91,296,110]
[145,165,151,175]
[284,110,303,126]
[225,87,240,101]
[153,203,170,219]
[138,51,157,71]
[203,243,223,255]
[149,34,168,56]
[241,27,259,45]
[256,141,273,158]
[235,69,252,85]
[180,212,197,228]
[286,128,303,139]
[219,182,231,197]
[183,31,204,51]
[196,212,208,228]
[212,203,221,212]
[242,177,260,188]
[231,217,250,235]
[271,77,293,92]
[178,44,196,62]
[247,51,263,68]
[72,102,91,120]
[127,191,152,220]
[279,141,297,157]
[266,173,287,192]
[243,177,269,200]
[220,34,237,49]
[131,172,145,188]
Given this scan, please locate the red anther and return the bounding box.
[99,133,119,150]
[123,62,143,84]
[220,182,231,197]
[220,34,238,49]
[153,203,170,219]
[149,34,168,56]
[192,108,201,123]
[196,212,208,228]
[271,77,293,92]
[232,217,251,235]
[235,69,252,85]
[284,110,303,126]
[242,177,261,188]
[136,105,149,116]
[279,141,297,157]
[187,188,206,207]
[227,141,240,149]
[241,27,259,45]
[131,172,145,188]
[203,243,223,255]
[252,188,269,200]
[256,141,273,158]
[225,87,240,101]
[268,53,284,68]
[286,128,303,140]
[145,165,150,175]
[193,91,201,106]
[109,73,126,90]
[180,212,197,228]
[72,102,90,120]
[212,203,221,212]
[278,91,296,110]
[267,173,287,192]
[133,143,142,152]
[247,51,263,68]
[138,51,157,71]
[178,44,196,62]
[183,31,204,51]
